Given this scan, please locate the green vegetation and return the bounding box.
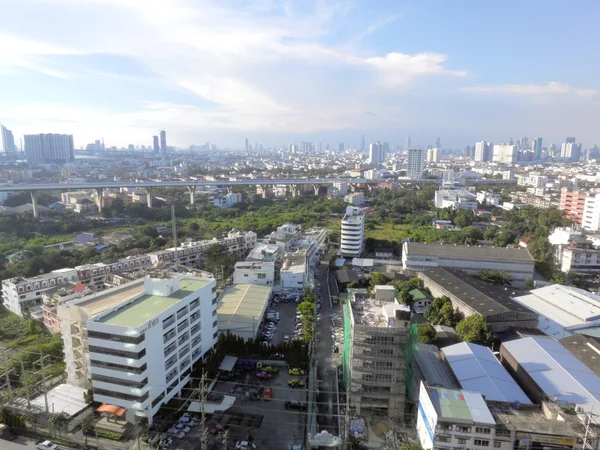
[95,428,124,441]
[475,269,512,286]
[390,277,426,307]
[202,243,237,284]
[367,272,388,291]
[424,296,461,327]
[298,288,318,343]
[455,315,494,347]
[417,322,437,344]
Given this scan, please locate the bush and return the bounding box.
[96,429,123,440]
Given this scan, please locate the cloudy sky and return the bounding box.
[1,0,599,149]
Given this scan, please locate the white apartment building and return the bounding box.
[492,144,518,164]
[344,192,365,206]
[87,274,218,425]
[474,141,491,162]
[407,148,425,179]
[233,261,275,286]
[364,169,379,180]
[476,191,500,206]
[2,268,79,317]
[417,382,512,450]
[332,181,348,196]
[280,240,318,292]
[341,206,365,257]
[517,174,548,189]
[558,245,600,275]
[583,194,600,232]
[211,192,242,208]
[434,189,478,210]
[426,147,440,163]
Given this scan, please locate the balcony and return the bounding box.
[178,319,189,332]
[164,343,177,357]
[163,329,176,343]
[179,346,190,358]
[165,356,178,371]
[163,316,175,330]
[189,299,200,311]
[191,336,201,348]
[191,324,201,336]
[190,312,200,324]
[178,333,189,346]
[176,306,188,320]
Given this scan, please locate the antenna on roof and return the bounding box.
[172,204,179,266]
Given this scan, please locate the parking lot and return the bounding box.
[208,364,308,449]
[266,300,300,345]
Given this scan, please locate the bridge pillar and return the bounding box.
[30,191,38,218]
[312,184,321,196]
[187,185,196,205]
[226,186,232,194]
[95,188,104,213]
[259,185,268,199]
[145,187,153,208]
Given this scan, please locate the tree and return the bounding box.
[456,315,493,347]
[368,272,387,291]
[48,412,69,438]
[417,323,437,344]
[203,244,236,281]
[439,302,460,327]
[395,443,424,450]
[348,436,368,450]
[476,269,512,286]
[424,296,458,326]
[524,278,534,290]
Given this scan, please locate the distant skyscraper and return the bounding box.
[474,141,492,162]
[566,137,576,144]
[160,130,167,154]
[405,136,411,151]
[407,148,425,179]
[338,143,345,152]
[493,144,518,164]
[368,142,385,165]
[360,135,365,153]
[561,139,582,161]
[24,134,74,164]
[153,135,159,152]
[0,124,16,153]
[245,138,249,152]
[435,137,441,149]
[532,137,543,160]
[426,148,440,163]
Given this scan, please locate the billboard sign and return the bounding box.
[515,432,575,450]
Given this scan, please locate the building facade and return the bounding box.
[559,188,589,225]
[341,206,365,257]
[0,123,16,153]
[233,261,275,286]
[344,192,365,206]
[407,148,425,179]
[24,133,75,164]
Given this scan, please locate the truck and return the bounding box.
[36,440,58,450]
[0,424,16,441]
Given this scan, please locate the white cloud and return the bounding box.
[465,81,597,98]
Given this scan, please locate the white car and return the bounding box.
[236,441,257,449]
[36,441,58,450]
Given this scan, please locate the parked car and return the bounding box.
[263,387,273,400]
[236,441,257,449]
[209,423,228,435]
[285,401,307,411]
[263,366,278,373]
[288,379,305,388]
[36,441,58,450]
[288,368,305,376]
[256,371,273,380]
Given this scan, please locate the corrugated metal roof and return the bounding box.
[405,242,534,262]
[442,342,532,404]
[503,336,600,417]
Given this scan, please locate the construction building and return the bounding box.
[342,291,411,422]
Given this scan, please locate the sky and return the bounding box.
[1,0,599,149]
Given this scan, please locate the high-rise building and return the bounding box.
[0,124,16,153]
[368,142,385,165]
[338,143,345,152]
[24,133,74,164]
[407,148,425,179]
[532,137,543,160]
[561,139,582,161]
[435,137,441,148]
[404,135,411,151]
[152,135,159,152]
[245,138,249,152]
[340,206,365,257]
[474,141,492,162]
[426,147,440,163]
[493,144,518,164]
[160,130,167,154]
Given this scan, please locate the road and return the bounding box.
[314,253,339,435]
[1,436,38,450]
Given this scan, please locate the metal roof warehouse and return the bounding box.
[216,284,272,341]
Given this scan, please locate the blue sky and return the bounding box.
[0,0,599,149]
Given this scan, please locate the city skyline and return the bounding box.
[0,0,599,147]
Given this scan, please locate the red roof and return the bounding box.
[73,283,87,293]
[97,404,126,417]
[520,237,534,244]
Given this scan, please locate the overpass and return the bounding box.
[0,177,515,217]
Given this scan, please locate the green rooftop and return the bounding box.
[98,279,209,327]
[409,289,432,301]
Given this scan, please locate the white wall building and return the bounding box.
[493,144,518,164]
[582,193,600,232]
[211,192,242,208]
[0,123,16,153]
[476,191,500,206]
[434,189,478,210]
[344,192,365,206]
[407,148,425,179]
[474,141,491,162]
[87,274,218,425]
[368,142,385,165]
[233,261,275,286]
[340,206,365,257]
[24,133,75,165]
[426,147,440,163]
[332,181,348,196]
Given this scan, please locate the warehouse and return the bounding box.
[500,336,600,423]
[419,268,538,332]
[441,342,532,404]
[216,284,272,341]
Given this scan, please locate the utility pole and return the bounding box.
[172,204,179,265]
[201,370,208,450]
[582,409,597,450]
[1,350,14,401]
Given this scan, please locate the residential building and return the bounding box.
[557,244,600,277]
[582,193,600,231]
[233,261,275,286]
[407,148,425,179]
[559,188,590,224]
[426,147,440,163]
[211,192,242,208]
[24,133,75,164]
[340,206,365,257]
[434,189,478,210]
[344,192,365,206]
[262,223,301,253]
[474,141,492,162]
[342,293,411,421]
[404,244,535,285]
[153,135,159,152]
[303,227,328,250]
[493,144,518,164]
[0,191,15,205]
[532,137,543,160]
[418,268,538,332]
[561,140,582,161]
[216,284,272,341]
[280,239,318,292]
[42,282,91,334]
[416,382,510,450]
[2,268,79,317]
[0,123,16,153]
[476,191,500,206]
[332,181,348,196]
[160,130,167,154]
[87,274,218,424]
[368,142,385,165]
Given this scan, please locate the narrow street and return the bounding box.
[314,253,340,436]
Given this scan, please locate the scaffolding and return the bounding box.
[404,324,419,399]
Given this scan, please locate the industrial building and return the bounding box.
[408,343,459,401]
[403,243,535,285]
[512,284,600,339]
[441,342,532,404]
[342,292,411,422]
[500,336,600,423]
[558,334,600,377]
[418,268,538,332]
[216,284,272,341]
[87,274,217,425]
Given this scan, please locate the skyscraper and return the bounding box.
[245,138,249,152]
[405,136,411,151]
[338,143,345,152]
[493,144,518,164]
[435,137,441,149]
[24,134,74,164]
[368,142,385,165]
[561,140,582,161]
[532,137,543,160]
[407,148,425,179]
[474,141,492,162]
[0,124,16,153]
[427,148,440,163]
[160,130,167,154]
[153,135,159,152]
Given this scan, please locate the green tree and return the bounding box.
[524,278,534,290]
[424,296,458,326]
[203,244,237,281]
[348,436,368,450]
[417,323,437,344]
[476,269,512,286]
[368,272,388,290]
[456,315,494,347]
[439,302,460,327]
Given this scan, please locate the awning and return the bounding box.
[97,404,126,417]
[218,355,238,372]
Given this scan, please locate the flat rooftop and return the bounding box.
[419,268,537,317]
[98,278,209,327]
[78,281,146,316]
[217,284,272,333]
[427,386,495,425]
[350,296,409,327]
[405,242,534,263]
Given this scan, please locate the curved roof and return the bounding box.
[97,404,126,417]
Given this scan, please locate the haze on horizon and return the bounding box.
[0,0,599,149]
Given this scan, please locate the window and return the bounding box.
[457,427,471,434]
[457,439,468,445]
[89,346,146,360]
[436,435,451,443]
[258,273,266,279]
[474,440,489,447]
[476,428,491,435]
[493,442,502,448]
